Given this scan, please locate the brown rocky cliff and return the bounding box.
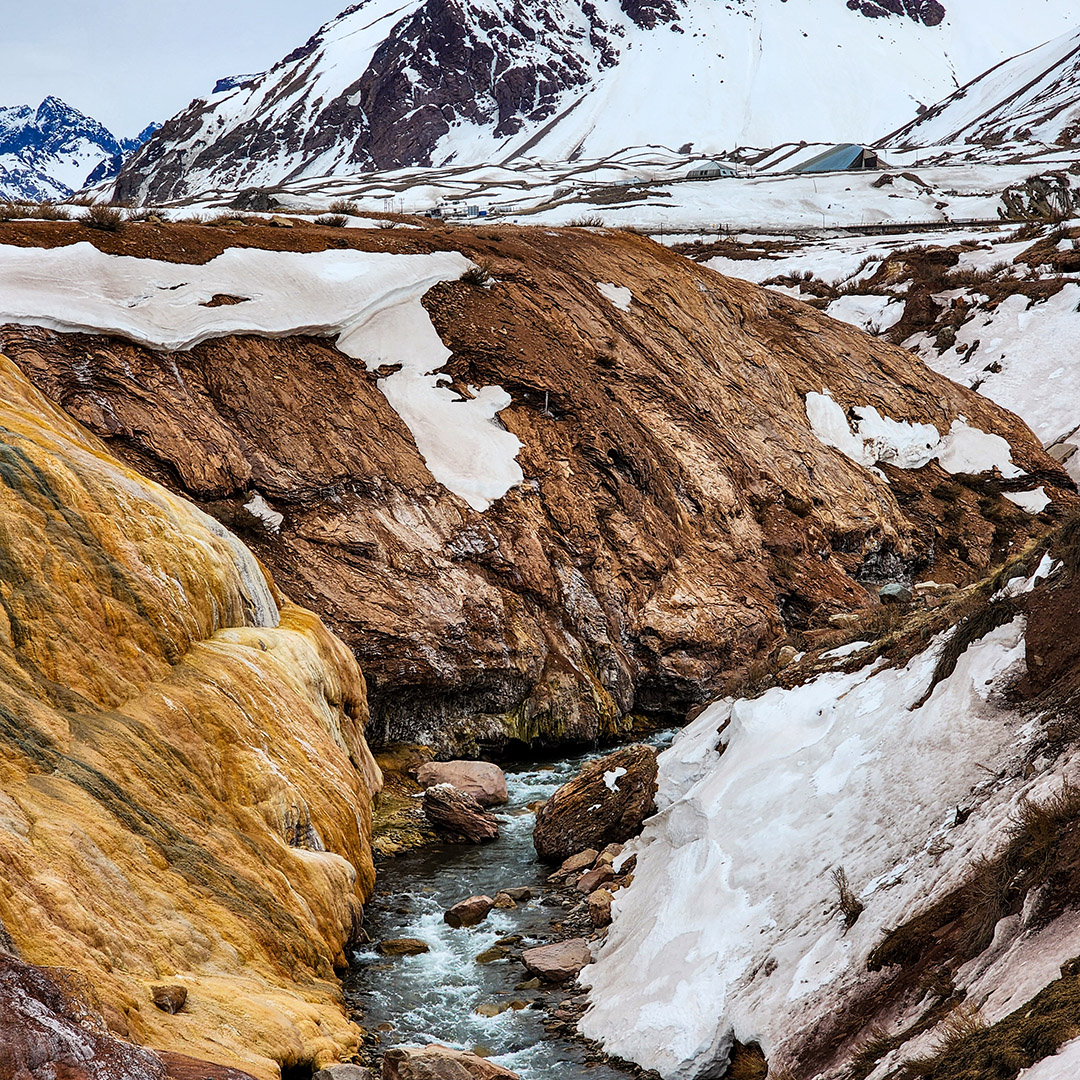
[2,222,1073,754]
[0,354,381,1077]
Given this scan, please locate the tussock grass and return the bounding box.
[83,204,125,232]
[832,866,864,930]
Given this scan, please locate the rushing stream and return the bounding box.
[345,733,673,1078]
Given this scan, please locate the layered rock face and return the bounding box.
[0,355,381,1076]
[1,223,1074,756]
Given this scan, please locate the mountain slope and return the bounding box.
[885,23,1080,155]
[0,96,156,201]
[113,0,1079,204]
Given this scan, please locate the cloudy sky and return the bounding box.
[1,0,346,136]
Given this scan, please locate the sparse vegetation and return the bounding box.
[832,866,864,930]
[329,198,360,216]
[568,215,605,227]
[34,202,70,220]
[83,205,126,232]
[460,260,494,286]
[315,213,349,228]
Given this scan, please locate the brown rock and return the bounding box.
[376,938,431,956]
[533,747,658,863]
[547,849,599,884]
[595,843,624,867]
[500,887,533,902]
[576,865,615,893]
[151,983,188,1014]
[588,888,614,928]
[493,892,517,909]
[475,945,509,963]
[313,1067,377,1080]
[424,785,499,843]
[520,939,592,983]
[414,761,508,806]
[444,895,495,928]
[382,1043,519,1079]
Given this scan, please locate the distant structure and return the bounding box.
[790,144,881,173]
[686,160,738,180]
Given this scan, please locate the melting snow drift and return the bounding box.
[0,242,522,511]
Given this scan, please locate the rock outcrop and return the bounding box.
[2,221,1075,757]
[533,745,658,863]
[0,355,381,1077]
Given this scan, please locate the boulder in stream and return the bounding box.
[533,745,657,863]
[423,784,499,843]
[521,938,592,983]
[444,895,495,928]
[413,761,509,806]
[376,938,430,956]
[382,1043,519,1079]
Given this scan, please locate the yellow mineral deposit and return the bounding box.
[0,354,381,1077]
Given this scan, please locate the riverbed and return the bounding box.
[345,734,672,1078]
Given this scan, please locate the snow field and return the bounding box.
[580,612,1045,1078]
[0,242,522,512]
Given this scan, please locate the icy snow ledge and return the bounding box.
[579,619,1029,1080]
[0,242,522,512]
[596,282,632,311]
[806,391,1023,478]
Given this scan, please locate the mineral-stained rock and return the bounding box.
[7,225,1071,759]
[376,939,430,956]
[520,939,592,983]
[424,785,500,843]
[151,984,188,1014]
[413,761,509,806]
[444,896,495,929]
[0,357,381,1077]
[382,1043,519,1079]
[534,747,658,863]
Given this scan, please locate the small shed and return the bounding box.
[687,160,737,180]
[790,144,880,173]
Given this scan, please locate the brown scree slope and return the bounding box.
[2,219,1073,753]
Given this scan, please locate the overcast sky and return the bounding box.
[0,1,346,136]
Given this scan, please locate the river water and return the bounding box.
[345,733,673,1078]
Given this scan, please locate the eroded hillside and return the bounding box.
[0,215,1072,753]
[0,355,381,1077]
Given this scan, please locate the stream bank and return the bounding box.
[345,736,672,1078]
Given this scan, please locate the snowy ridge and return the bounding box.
[885,24,1080,158]
[0,243,520,511]
[112,0,1080,204]
[0,97,155,202]
[580,560,1063,1077]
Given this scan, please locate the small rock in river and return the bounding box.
[521,939,592,983]
[493,891,517,909]
[376,938,430,956]
[476,944,509,963]
[383,1043,520,1079]
[413,761,509,807]
[444,895,495,928]
[576,865,614,894]
[500,886,533,902]
[313,1066,377,1080]
[424,785,500,844]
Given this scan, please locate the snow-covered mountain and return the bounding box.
[885,23,1080,157]
[0,97,157,202]
[113,0,1079,204]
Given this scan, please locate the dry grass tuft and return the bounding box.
[832,866,864,930]
[83,204,126,232]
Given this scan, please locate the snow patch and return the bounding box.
[0,243,522,512]
[244,493,284,532]
[596,282,632,311]
[603,767,627,792]
[1004,486,1051,514]
[806,391,1022,478]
